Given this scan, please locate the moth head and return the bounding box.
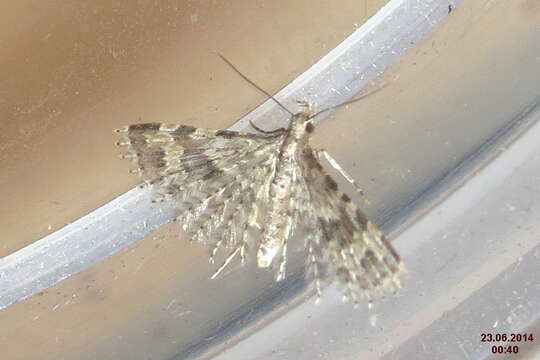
[305,121,315,133]
[293,100,317,134]
[296,100,316,119]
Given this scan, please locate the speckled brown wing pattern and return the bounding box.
[116,123,286,270]
[300,148,403,304]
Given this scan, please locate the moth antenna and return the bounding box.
[217,53,294,116]
[307,83,388,121]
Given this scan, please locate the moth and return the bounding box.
[115,69,403,305]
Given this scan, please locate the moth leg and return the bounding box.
[275,240,288,282]
[238,230,249,265]
[209,236,226,264]
[210,247,241,280]
[296,100,316,115]
[315,149,370,205]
